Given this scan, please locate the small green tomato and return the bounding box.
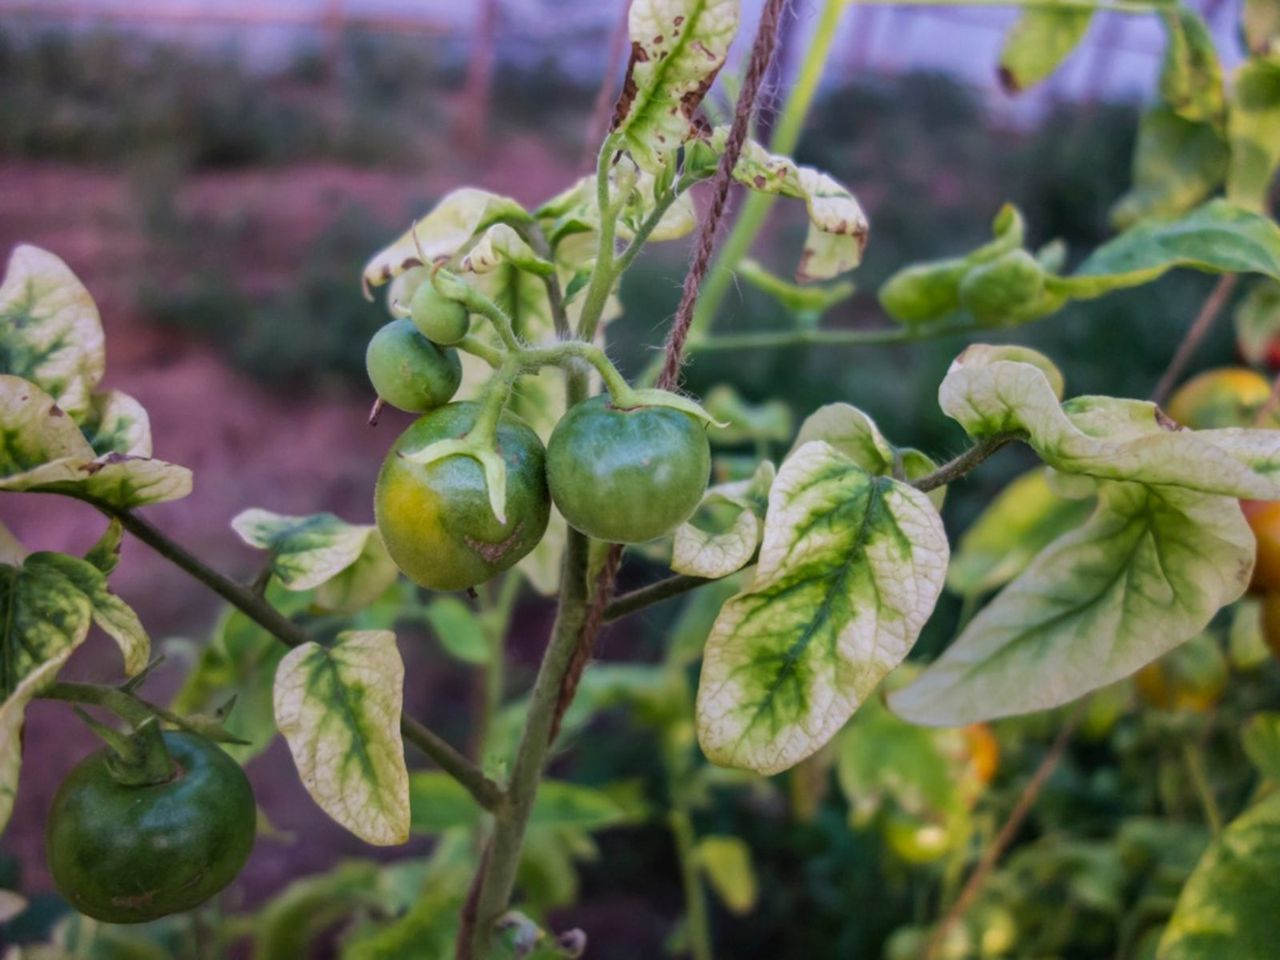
[410,281,470,345]
[366,318,463,413]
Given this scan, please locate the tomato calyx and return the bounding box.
[76,711,178,787]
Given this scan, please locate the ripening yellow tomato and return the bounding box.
[1133,634,1228,713]
[1165,368,1273,429]
[1243,499,1280,593]
[963,724,999,785]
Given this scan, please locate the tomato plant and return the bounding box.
[7,0,1280,958]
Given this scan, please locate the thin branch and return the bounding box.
[1150,274,1238,406]
[925,709,1080,960]
[912,435,1017,494]
[604,572,716,623]
[80,500,503,811]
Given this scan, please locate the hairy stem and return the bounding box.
[912,435,1016,494]
[76,500,503,811]
[469,529,593,955]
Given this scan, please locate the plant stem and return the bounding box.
[75,499,503,811]
[1150,273,1238,406]
[576,135,624,341]
[40,681,243,744]
[1181,739,1223,835]
[913,435,1016,494]
[670,808,715,960]
[605,572,717,622]
[925,709,1079,960]
[690,0,846,338]
[469,529,593,956]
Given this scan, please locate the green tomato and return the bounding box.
[882,809,955,864]
[375,402,550,591]
[366,318,462,413]
[410,281,470,345]
[546,395,711,544]
[46,732,256,924]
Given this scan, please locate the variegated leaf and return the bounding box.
[672,460,774,579]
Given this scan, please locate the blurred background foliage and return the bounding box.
[0,15,1258,960]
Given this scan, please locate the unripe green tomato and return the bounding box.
[958,249,1046,327]
[882,809,956,864]
[366,319,463,413]
[410,281,470,345]
[878,258,967,326]
[46,732,256,924]
[375,402,550,591]
[546,395,711,544]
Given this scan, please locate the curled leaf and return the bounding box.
[672,461,773,579]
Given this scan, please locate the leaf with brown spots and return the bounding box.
[609,0,740,173]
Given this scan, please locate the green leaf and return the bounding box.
[1063,200,1280,296]
[836,689,966,824]
[273,630,410,845]
[938,344,1280,497]
[1158,6,1225,125]
[1235,279,1280,366]
[1158,794,1280,959]
[609,0,740,173]
[361,188,531,294]
[253,861,385,960]
[1228,57,1280,213]
[231,510,396,610]
[736,259,855,317]
[890,483,1252,725]
[0,376,191,507]
[1230,597,1272,670]
[423,596,489,665]
[410,772,632,834]
[997,2,1094,94]
[0,245,104,419]
[169,584,310,763]
[790,403,945,508]
[536,165,696,254]
[947,467,1094,597]
[79,389,152,458]
[672,460,774,579]
[703,384,794,446]
[696,441,948,774]
[695,835,757,914]
[689,128,868,281]
[1111,107,1228,229]
[1243,712,1280,781]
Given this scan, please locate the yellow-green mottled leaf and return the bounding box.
[0,554,97,832]
[0,376,190,507]
[80,389,152,457]
[1158,794,1280,959]
[1228,57,1280,213]
[1243,713,1280,782]
[998,3,1093,94]
[890,482,1253,725]
[790,402,945,508]
[947,467,1094,597]
[83,519,122,574]
[458,223,554,277]
[28,552,149,678]
[689,128,868,281]
[1111,107,1228,229]
[232,510,395,607]
[1158,6,1225,125]
[696,442,948,774]
[938,344,1280,497]
[609,0,740,173]
[361,188,530,294]
[695,835,757,914]
[672,460,773,579]
[274,630,410,845]
[0,245,103,419]
[536,166,696,253]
